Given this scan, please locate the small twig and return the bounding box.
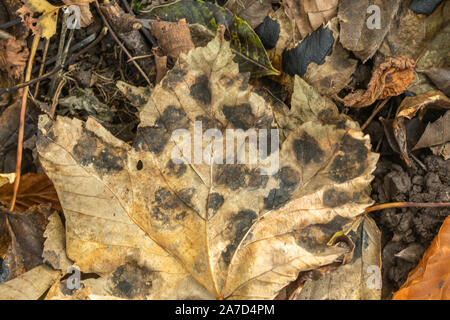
[0,29,13,40]
[0,18,21,29]
[10,35,40,212]
[364,202,450,214]
[34,38,50,97]
[94,0,151,85]
[361,98,390,131]
[50,77,67,118]
[0,27,108,95]
[127,54,153,63]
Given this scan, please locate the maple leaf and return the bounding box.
[37,29,378,300]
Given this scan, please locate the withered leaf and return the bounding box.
[0,204,52,282]
[143,0,279,76]
[283,0,338,40]
[225,0,274,29]
[393,217,450,300]
[343,56,416,108]
[0,38,29,79]
[37,29,378,299]
[338,0,401,62]
[42,212,73,271]
[379,0,450,61]
[393,90,450,165]
[0,265,60,299]
[63,0,93,28]
[16,0,59,39]
[0,173,61,212]
[421,68,450,97]
[298,215,382,300]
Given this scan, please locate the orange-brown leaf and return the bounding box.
[393,217,450,300]
[0,38,29,79]
[343,56,416,108]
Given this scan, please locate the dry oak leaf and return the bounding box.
[0,38,29,79]
[343,56,416,108]
[37,29,378,300]
[63,0,93,28]
[283,0,338,40]
[393,217,450,300]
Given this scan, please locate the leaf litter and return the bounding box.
[0,0,449,301]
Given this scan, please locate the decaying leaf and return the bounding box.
[338,0,401,62]
[421,68,450,97]
[0,38,29,79]
[343,56,416,108]
[16,0,59,39]
[0,265,60,299]
[225,0,274,29]
[393,90,450,165]
[283,0,338,40]
[36,29,378,299]
[0,173,61,212]
[143,0,279,76]
[150,19,194,62]
[393,217,450,300]
[413,110,450,160]
[379,0,450,61]
[0,204,52,282]
[298,215,382,300]
[42,212,73,271]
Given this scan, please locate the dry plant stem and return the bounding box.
[0,28,108,95]
[10,35,40,212]
[48,11,70,97]
[361,98,390,131]
[34,38,50,97]
[95,0,151,85]
[364,202,450,214]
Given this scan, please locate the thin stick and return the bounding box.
[94,0,151,85]
[364,202,450,214]
[10,35,40,212]
[0,28,108,96]
[361,98,390,131]
[34,37,50,97]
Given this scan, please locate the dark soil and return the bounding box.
[370,154,450,299]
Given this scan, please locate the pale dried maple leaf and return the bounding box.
[36,29,378,300]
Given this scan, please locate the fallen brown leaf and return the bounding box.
[393,217,450,300]
[0,38,29,79]
[0,204,52,281]
[343,56,416,108]
[393,90,450,165]
[36,29,378,299]
[0,173,61,212]
[283,0,338,40]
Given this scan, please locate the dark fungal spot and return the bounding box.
[409,0,442,16]
[72,128,124,173]
[264,166,299,210]
[190,74,211,105]
[195,115,224,131]
[292,132,324,165]
[215,165,248,190]
[296,215,351,252]
[165,159,186,178]
[208,193,224,212]
[247,168,269,189]
[151,187,190,229]
[178,188,195,207]
[323,189,351,208]
[222,103,255,130]
[329,134,368,183]
[317,108,340,125]
[238,73,250,91]
[111,264,154,299]
[254,16,280,50]
[161,68,187,88]
[282,25,334,77]
[134,106,189,154]
[134,126,169,155]
[221,210,258,265]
